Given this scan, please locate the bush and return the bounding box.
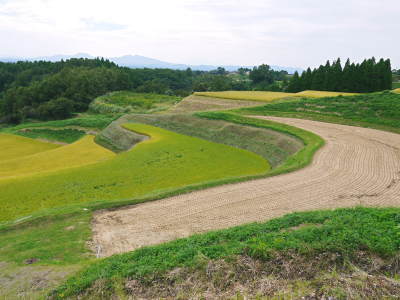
[37,97,75,120]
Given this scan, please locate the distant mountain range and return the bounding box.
[0,53,303,74]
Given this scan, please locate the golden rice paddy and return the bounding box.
[194,90,358,103]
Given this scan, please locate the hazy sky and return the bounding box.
[0,0,399,68]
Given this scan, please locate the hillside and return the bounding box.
[1,89,400,299]
[52,207,400,299]
[0,53,304,73]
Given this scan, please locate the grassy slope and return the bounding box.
[0,123,269,223]
[4,114,116,130]
[52,207,400,298]
[0,213,93,299]
[196,111,323,178]
[89,91,181,114]
[194,90,357,102]
[14,128,86,144]
[1,114,117,143]
[123,114,304,168]
[0,134,60,162]
[238,91,400,134]
[0,213,92,266]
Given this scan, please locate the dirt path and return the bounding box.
[93,117,400,257]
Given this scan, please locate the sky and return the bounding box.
[0,0,399,69]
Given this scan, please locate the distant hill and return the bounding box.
[0,53,303,74]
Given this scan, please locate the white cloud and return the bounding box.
[0,0,399,68]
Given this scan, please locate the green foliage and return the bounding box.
[89,91,181,114]
[6,114,117,131]
[287,57,392,93]
[15,128,85,143]
[249,64,288,86]
[0,123,268,223]
[52,207,400,298]
[192,74,234,91]
[239,91,400,133]
[0,65,131,123]
[36,97,75,120]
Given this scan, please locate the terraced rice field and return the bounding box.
[194,91,296,102]
[93,117,400,257]
[295,90,357,97]
[0,136,114,180]
[0,134,60,162]
[194,90,357,103]
[0,124,269,223]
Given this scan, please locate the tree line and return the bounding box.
[0,59,287,123]
[287,58,392,93]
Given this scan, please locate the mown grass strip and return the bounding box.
[51,207,400,298]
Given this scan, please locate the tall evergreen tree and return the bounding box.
[287,57,392,93]
[287,71,301,92]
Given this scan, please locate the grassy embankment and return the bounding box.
[237,91,400,134]
[89,91,181,114]
[1,114,117,143]
[121,113,304,168]
[52,207,400,299]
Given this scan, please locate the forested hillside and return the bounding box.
[287,57,392,93]
[0,59,289,124]
[0,58,194,123]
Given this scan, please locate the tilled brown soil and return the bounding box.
[169,95,262,113]
[92,117,400,257]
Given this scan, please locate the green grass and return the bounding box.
[392,82,400,89]
[0,213,92,266]
[3,114,117,131]
[0,123,269,223]
[14,128,85,143]
[1,114,118,143]
[237,91,400,134]
[51,207,400,298]
[89,91,181,114]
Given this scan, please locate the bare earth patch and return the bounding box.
[93,117,400,257]
[169,95,262,113]
[0,262,79,299]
